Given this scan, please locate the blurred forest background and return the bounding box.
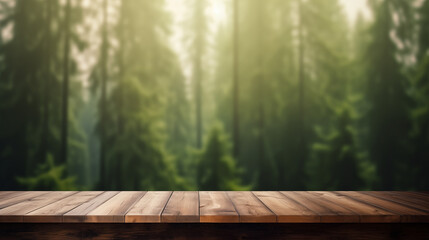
[0,0,428,191]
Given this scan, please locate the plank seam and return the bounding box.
[60,191,105,222]
[250,191,277,222]
[278,191,322,222]
[0,192,51,210]
[160,191,174,223]
[334,192,402,216]
[76,191,121,222]
[306,192,364,223]
[361,192,429,214]
[198,191,200,223]
[226,191,240,223]
[25,191,79,216]
[122,191,148,223]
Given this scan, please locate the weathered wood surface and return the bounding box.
[85,191,145,223]
[161,191,199,223]
[200,191,238,223]
[126,191,172,223]
[0,191,428,223]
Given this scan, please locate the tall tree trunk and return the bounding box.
[60,0,71,167]
[194,0,204,149]
[118,0,125,134]
[296,0,306,189]
[40,0,52,166]
[99,0,108,189]
[257,1,265,188]
[233,0,240,158]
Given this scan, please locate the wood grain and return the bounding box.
[24,191,103,222]
[227,192,276,222]
[63,191,119,222]
[162,191,199,223]
[85,191,145,223]
[337,191,429,222]
[254,191,319,222]
[200,191,239,223]
[282,191,360,223]
[0,191,428,224]
[363,192,429,213]
[0,191,76,222]
[0,192,27,200]
[309,191,399,223]
[0,191,48,209]
[125,191,172,223]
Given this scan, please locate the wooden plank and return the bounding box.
[125,191,172,223]
[0,191,76,222]
[227,192,276,223]
[162,191,199,223]
[309,191,400,223]
[0,191,48,209]
[0,192,24,199]
[199,191,239,223]
[282,192,359,223]
[85,191,145,223]
[63,191,119,223]
[24,191,103,222]
[405,192,429,200]
[337,191,429,222]
[392,192,429,208]
[363,192,429,213]
[253,191,319,223]
[412,192,429,198]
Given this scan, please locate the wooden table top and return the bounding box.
[0,191,428,223]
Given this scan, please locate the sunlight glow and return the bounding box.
[339,0,369,24]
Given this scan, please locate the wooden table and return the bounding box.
[0,191,428,239]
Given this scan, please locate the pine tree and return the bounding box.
[0,0,88,190]
[232,0,240,158]
[96,0,188,190]
[408,0,429,189]
[191,0,208,149]
[197,123,247,190]
[60,0,71,167]
[366,0,413,189]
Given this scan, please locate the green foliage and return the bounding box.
[1,0,429,191]
[17,155,76,190]
[197,123,249,190]
[365,0,414,190]
[104,76,186,190]
[407,55,429,189]
[308,99,363,190]
[0,0,89,190]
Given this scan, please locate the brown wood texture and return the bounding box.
[200,191,239,223]
[0,191,428,223]
[125,191,172,223]
[0,191,76,222]
[254,191,319,222]
[85,191,145,223]
[363,191,429,212]
[227,191,276,222]
[0,191,48,209]
[24,191,103,223]
[0,192,31,200]
[309,191,400,223]
[282,191,360,223]
[337,191,429,222]
[63,191,120,223]
[162,191,199,223]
